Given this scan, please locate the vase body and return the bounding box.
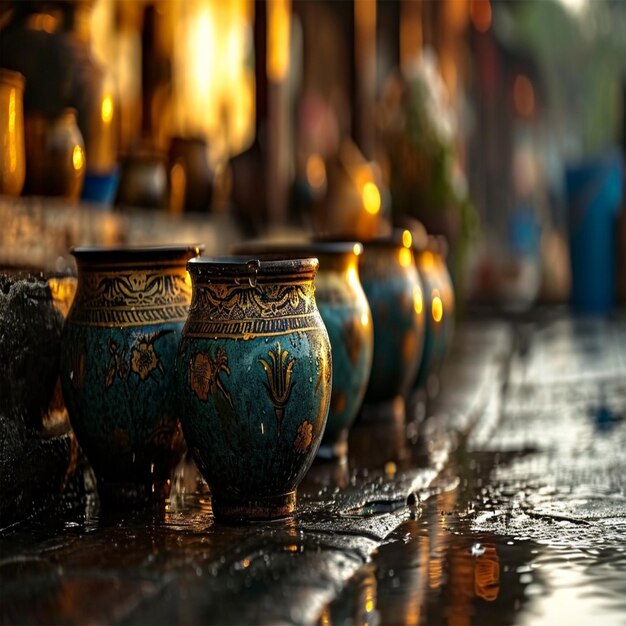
[413,243,455,391]
[233,242,373,460]
[24,109,85,200]
[168,136,213,213]
[178,257,332,521]
[0,69,26,196]
[359,235,425,409]
[60,245,202,505]
[115,151,168,210]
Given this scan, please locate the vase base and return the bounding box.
[97,479,171,508]
[316,431,348,463]
[212,491,296,522]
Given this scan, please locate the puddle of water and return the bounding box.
[326,452,626,626]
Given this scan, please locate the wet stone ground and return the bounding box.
[329,314,626,626]
[2,314,625,625]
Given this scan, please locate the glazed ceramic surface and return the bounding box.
[413,243,455,390]
[177,257,332,520]
[233,242,373,459]
[60,245,202,504]
[359,234,425,405]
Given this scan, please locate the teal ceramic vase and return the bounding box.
[358,232,425,417]
[233,242,373,461]
[177,257,332,521]
[413,237,455,392]
[60,245,202,505]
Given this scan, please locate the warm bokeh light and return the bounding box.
[470,0,492,33]
[420,250,435,273]
[513,74,535,118]
[306,153,326,189]
[413,285,423,315]
[101,95,113,124]
[26,12,57,33]
[352,243,363,257]
[362,181,381,215]
[72,145,84,171]
[398,247,413,268]
[347,265,359,289]
[8,88,16,173]
[173,0,254,163]
[267,0,291,82]
[361,312,370,327]
[432,293,443,322]
[402,229,413,249]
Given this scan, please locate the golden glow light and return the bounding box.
[413,286,423,315]
[352,243,363,257]
[362,181,381,215]
[402,229,413,249]
[8,88,16,173]
[173,0,254,163]
[361,312,370,327]
[432,292,443,323]
[306,153,326,189]
[72,145,84,171]
[420,250,435,273]
[347,265,360,290]
[267,0,291,82]
[101,94,113,124]
[398,247,413,268]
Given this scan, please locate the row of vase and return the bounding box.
[59,226,454,521]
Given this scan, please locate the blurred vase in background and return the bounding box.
[168,136,213,213]
[566,150,623,314]
[115,150,168,210]
[23,108,86,200]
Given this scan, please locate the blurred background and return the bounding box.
[1,0,625,314]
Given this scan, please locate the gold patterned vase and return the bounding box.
[233,241,373,461]
[59,245,202,506]
[177,257,332,521]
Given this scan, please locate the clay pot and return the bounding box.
[412,237,455,392]
[177,257,332,521]
[115,151,168,210]
[233,241,373,461]
[60,245,202,506]
[168,137,213,213]
[0,69,26,196]
[23,108,86,200]
[358,232,425,416]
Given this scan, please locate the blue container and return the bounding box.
[566,152,623,314]
[81,168,120,205]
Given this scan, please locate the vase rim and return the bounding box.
[188,256,319,278]
[314,231,409,250]
[233,240,362,258]
[71,244,204,263]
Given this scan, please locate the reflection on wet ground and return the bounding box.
[328,316,626,626]
[1,316,624,625]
